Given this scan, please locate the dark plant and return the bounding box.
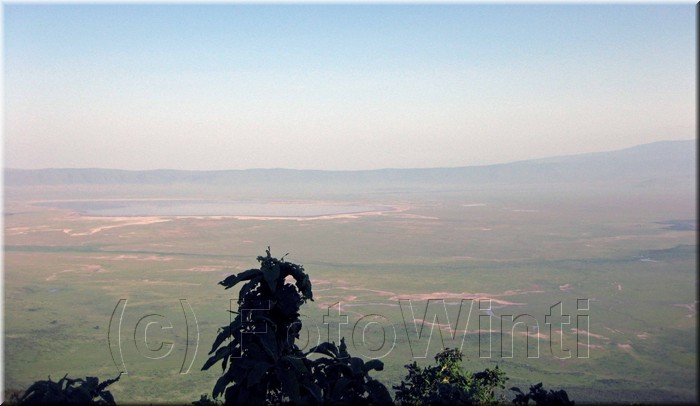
[203,248,317,404]
[14,373,121,405]
[204,249,573,406]
[203,248,390,405]
[510,383,574,406]
[393,348,507,405]
[307,338,393,405]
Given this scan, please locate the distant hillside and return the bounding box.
[5,140,695,187]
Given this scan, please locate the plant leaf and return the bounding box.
[303,382,323,403]
[263,262,280,294]
[246,362,271,388]
[364,359,384,372]
[367,379,394,405]
[349,357,364,375]
[283,355,309,374]
[332,377,353,400]
[209,317,241,355]
[276,366,301,402]
[308,341,338,358]
[213,374,230,399]
[202,346,231,371]
[220,268,261,289]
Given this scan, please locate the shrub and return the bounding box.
[510,382,574,406]
[203,248,390,405]
[393,348,508,405]
[307,338,393,405]
[13,373,121,405]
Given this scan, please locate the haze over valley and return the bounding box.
[4,140,696,403]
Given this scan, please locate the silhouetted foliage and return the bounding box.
[202,248,316,404]
[510,383,574,406]
[203,248,390,405]
[307,337,393,405]
[393,348,508,405]
[14,373,121,406]
[13,249,575,406]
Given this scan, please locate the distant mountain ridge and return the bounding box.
[5,140,695,187]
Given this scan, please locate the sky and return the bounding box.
[3,4,696,171]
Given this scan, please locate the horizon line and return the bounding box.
[4,138,693,173]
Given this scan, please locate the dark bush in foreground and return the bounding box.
[12,373,121,405]
[307,337,393,405]
[13,249,574,406]
[510,382,574,406]
[203,248,390,405]
[393,348,508,405]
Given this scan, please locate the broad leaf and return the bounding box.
[349,357,364,375]
[308,341,338,358]
[209,317,241,355]
[263,262,280,293]
[276,366,301,403]
[247,361,271,388]
[367,379,394,405]
[213,374,230,399]
[331,377,353,400]
[303,382,323,403]
[283,355,309,374]
[219,268,261,289]
[202,346,230,371]
[364,359,384,372]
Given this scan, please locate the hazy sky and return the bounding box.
[4,4,695,170]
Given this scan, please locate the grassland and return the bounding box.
[3,179,696,404]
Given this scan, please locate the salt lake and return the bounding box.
[33,199,389,218]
